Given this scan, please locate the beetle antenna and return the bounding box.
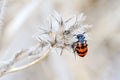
[73,34,77,36]
[83,32,86,35]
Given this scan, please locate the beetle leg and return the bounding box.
[84,40,88,46]
[72,42,76,53]
[72,42,78,59]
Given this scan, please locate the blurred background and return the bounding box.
[0,0,120,80]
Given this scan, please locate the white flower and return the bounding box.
[35,11,90,55]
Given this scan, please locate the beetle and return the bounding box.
[72,32,88,57]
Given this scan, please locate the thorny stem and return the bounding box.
[0,26,58,77]
[0,19,58,76]
[6,47,50,75]
[0,45,51,77]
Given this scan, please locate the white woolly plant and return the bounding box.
[0,11,90,77]
[35,11,90,55]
